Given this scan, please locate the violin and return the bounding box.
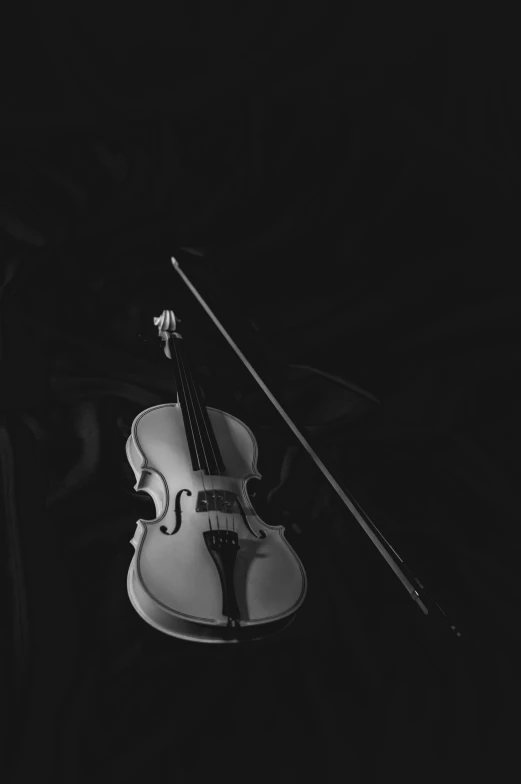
[126,256,464,646]
[126,309,307,643]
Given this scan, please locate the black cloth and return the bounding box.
[2,3,521,783]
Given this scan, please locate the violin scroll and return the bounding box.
[154,309,181,360]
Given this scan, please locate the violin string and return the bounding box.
[173,334,221,531]
[183,362,223,532]
[186,364,235,534]
[170,334,214,532]
[171,334,214,529]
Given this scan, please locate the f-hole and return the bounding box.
[160,488,192,535]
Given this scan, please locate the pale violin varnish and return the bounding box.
[126,310,307,643]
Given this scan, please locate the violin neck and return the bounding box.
[167,333,226,476]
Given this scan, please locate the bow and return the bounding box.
[170,255,464,641]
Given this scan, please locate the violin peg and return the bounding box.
[154,310,179,335]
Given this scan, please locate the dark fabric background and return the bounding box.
[1,2,521,783]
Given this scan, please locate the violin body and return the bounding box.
[126,402,307,643]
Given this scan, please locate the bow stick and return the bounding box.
[170,255,465,638]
